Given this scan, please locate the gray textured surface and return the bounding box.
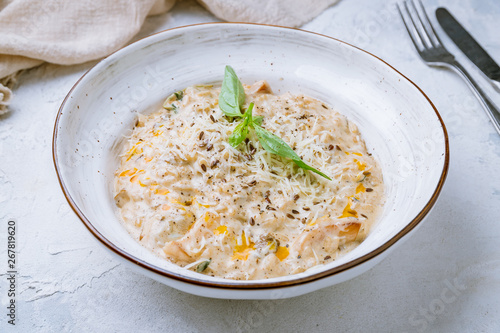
[1,0,499,332]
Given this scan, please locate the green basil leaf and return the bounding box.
[253,124,331,180]
[163,90,184,107]
[196,259,211,273]
[163,103,178,113]
[291,159,332,180]
[219,65,246,117]
[174,90,184,101]
[252,115,263,126]
[228,103,254,147]
[253,124,298,158]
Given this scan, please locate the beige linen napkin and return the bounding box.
[198,0,339,27]
[0,0,338,114]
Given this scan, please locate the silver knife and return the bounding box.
[436,7,500,91]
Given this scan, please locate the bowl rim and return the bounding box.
[52,22,449,290]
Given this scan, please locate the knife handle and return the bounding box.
[449,60,500,134]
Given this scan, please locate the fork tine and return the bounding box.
[415,0,443,46]
[397,2,424,52]
[404,1,433,49]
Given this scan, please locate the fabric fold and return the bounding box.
[197,0,339,27]
[0,0,176,113]
[0,0,339,114]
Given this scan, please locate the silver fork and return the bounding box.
[397,0,500,134]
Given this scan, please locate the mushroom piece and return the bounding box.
[248,80,272,94]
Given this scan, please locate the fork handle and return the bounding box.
[449,60,500,134]
[492,80,500,93]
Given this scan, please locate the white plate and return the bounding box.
[53,23,449,299]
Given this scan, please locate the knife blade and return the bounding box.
[436,7,500,86]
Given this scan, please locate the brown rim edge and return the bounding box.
[52,22,450,290]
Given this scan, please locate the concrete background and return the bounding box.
[1,0,499,331]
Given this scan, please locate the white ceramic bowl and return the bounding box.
[53,23,449,299]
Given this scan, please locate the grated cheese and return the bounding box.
[114,81,385,280]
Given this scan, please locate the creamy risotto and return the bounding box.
[114,80,384,280]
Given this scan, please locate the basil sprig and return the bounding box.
[228,102,254,147]
[219,66,331,181]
